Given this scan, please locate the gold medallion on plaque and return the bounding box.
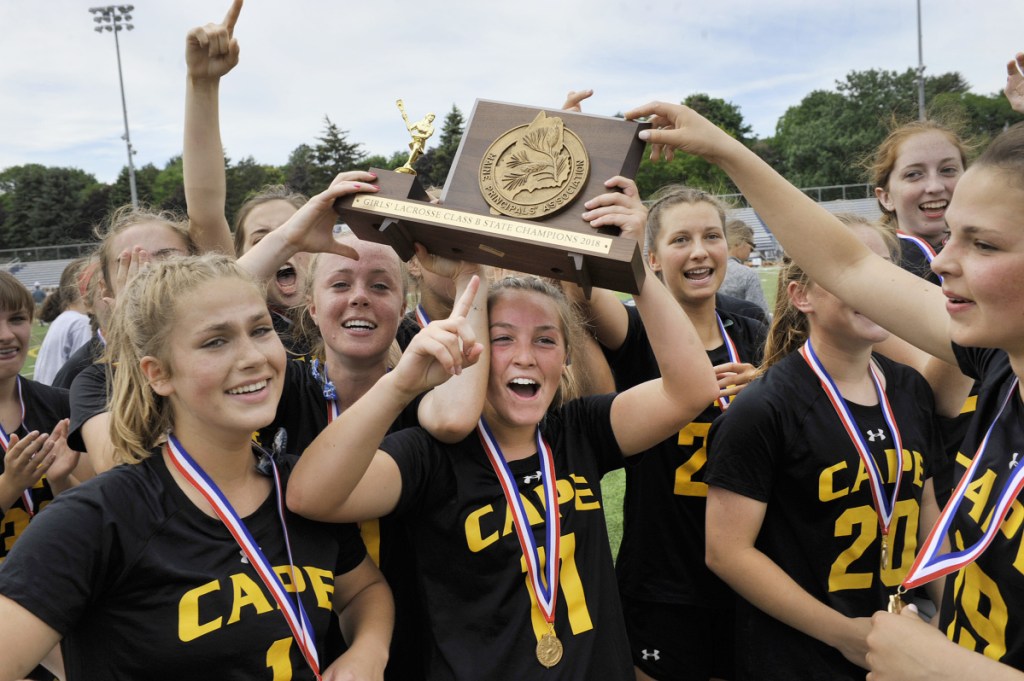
[479,111,589,219]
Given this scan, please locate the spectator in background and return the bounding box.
[51,259,105,391]
[720,219,769,316]
[33,258,93,386]
[31,283,45,326]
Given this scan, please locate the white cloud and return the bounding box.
[0,0,1019,183]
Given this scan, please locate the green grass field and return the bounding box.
[22,321,49,379]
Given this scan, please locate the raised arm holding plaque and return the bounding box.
[335,99,651,295]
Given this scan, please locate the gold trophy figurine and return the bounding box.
[396,99,436,175]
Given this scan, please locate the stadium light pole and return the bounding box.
[916,0,926,121]
[89,5,138,208]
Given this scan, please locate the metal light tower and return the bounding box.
[89,5,138,207]
[916,0,926,121]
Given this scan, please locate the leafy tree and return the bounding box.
[152,156,187,214]
[310,115,366,191]
[634,94,748,197]
[363,151,408,173]
[0,165,102,248]
[225,156,285,225]
[110,162,160,209]
[283,144,317,197]
[684,93,752,143]
[931,90,1024,149]
[415,104,465,188]
[771,68,972,187]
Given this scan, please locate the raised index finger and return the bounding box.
[449,274,480,320]
[223,0,243,34]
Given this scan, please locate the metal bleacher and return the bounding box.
[3,259,77,289]
[729,197,883,263]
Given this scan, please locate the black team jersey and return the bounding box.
[936,346,1024,670]
[897,235,942,285]
[607,304,767,607]
[0,377,70,563]
[380,394,633,680]
[254,358,426,681]
[67,361,108,453]
[0,453,365,681]
[705,351,941,680]
[396,310,421,352]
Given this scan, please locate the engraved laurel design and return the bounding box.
[500,112,571,195]
[478,110,589,218]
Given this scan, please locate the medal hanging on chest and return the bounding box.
[477,417,563,668]
[799,341,904,572]
[0,377,35,517]
[891,377,1024,614]
[714,313,740,412]
[166,435,323,680]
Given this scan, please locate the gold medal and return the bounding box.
[536,630,563,668]
[880,533,889,571]
[887,587,906,614]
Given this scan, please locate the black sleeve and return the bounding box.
[382,428,455,517]
[952,344,1004,383]
[20,379,71,431]
[332,521,370,575]
[705,378,785,503]
[68,363,112,452]
[601,304,657,391]
[279,455,368,575]
[884,356,944,481]
[716,292,769,326]
[555,394,624,477]
[0,484,116,634]
[52,338,100,391]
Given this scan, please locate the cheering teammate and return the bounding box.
[624,63,1024,677]
[0,255,393,680]
[869,119,970,284]
[704,220,942,680]
[288,260,718,678]
[579,177,766,681]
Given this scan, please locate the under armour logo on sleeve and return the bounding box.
[640,649,660,661]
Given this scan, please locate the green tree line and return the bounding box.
[1,69,1020,252]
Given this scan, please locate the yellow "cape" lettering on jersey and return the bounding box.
[818,449,925,502]
[464,473,601,553]
[178,564,336,642]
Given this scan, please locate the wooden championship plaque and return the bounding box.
[335,99,650,294]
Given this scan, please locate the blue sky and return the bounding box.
[0,0,1019,184]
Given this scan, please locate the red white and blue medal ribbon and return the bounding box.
[897,231,937,263]
[715,313,741,411]
[166,435,322,679]
[902,378,1024,589]
[0,377,34,517]
[799,340,904,547]
[477,417,561,627]
[897,231,942,283]
[415,304,431,329]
